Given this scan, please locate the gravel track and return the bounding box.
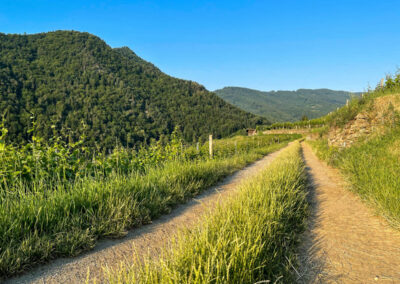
[298,143,400,283]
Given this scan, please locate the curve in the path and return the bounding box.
[298,143,400,283]
[8,145,290,284]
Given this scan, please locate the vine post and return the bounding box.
[209,134,213,158]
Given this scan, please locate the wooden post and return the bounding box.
[196,142,199,153]
[209,134,213,158]
[346,99,349,107]
[380,78,384,88]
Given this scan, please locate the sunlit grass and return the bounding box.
[0,134,300,277]
[309,127,400,229]
[103,141,308,284]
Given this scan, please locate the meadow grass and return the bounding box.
[103,141,308,284]
[0,135,299,278]
[309,127,400,229]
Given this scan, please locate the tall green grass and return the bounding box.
[306,79,400,229]
[309,128,400,229]
[312,75,400,130]
[0,134,299,278]
[103,142,308,284]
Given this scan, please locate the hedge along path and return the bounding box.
[298,143,400,283]
[7,143,293,284]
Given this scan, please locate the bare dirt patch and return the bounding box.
[7,146,289,284]
[298,143,400,283]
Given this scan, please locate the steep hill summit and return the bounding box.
[0,31,264,148]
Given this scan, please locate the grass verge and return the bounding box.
[308,129,400,229]
[0,140,294,278]
[103,141,308,283]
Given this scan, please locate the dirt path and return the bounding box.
[7,145,289,284]
[298,143,400,283]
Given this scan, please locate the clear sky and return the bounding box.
[1,0,400,92]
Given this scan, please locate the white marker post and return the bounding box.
[209,134,213,158]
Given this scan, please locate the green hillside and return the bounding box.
[0,31,264,149]
[214,86,360,122]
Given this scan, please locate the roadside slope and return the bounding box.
[8,145,291,284]
[299,143,400,283]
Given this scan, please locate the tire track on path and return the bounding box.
[8,145,290,284]
[298,143,400,283]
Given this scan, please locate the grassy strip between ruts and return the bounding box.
[308,128,400,229]
[0,140,295,279]
[102,141,308,284]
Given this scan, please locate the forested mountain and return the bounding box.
[0,31,264,149]
[214,87,360,122]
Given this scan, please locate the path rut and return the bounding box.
[7,145,289,284]
[298,143,400,283]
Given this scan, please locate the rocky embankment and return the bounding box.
[328,95,400,147]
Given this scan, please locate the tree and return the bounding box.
[0,31,266,149]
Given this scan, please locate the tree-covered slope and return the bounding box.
[0,31,264,148]
[214,86,360,122]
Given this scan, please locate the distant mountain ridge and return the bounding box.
[0,31,265,148]
[214,87,361,122]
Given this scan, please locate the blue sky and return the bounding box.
[1,0,400,92]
